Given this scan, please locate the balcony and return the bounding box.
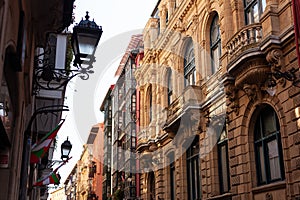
[226,23,263,63]
[164,85,202,128]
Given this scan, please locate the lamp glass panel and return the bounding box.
[62,148,70,157]
[77,33,98,56]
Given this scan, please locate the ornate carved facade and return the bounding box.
[135,0,300,200]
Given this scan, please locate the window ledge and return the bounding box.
[208,193,233,200]
[252,181,286,194]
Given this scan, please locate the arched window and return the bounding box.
[244,0,266,24]
[210,15,221,74]
[187,138,201,200]
[254,105,285,185]
[167,68,173,105]
[184,39,196,87]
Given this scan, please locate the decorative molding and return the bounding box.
[179,0,196,21]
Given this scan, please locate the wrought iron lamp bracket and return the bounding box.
[33,51,95,93]
[269,67,300,88]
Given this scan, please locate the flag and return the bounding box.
[32,157,71,187]
[33,171,61,186]
[30,121,64,163]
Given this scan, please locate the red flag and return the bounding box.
[30,121,64,163]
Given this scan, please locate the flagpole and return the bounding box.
[53,156,73,173]
[32,157,73,187]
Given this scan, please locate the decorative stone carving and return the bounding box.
[266,49,288,86]
[243,84,262,102]
[266,49,283,70]
[224,81,239,115]
[175,20,186,33]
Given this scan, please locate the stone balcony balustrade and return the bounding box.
[226,23,263,61]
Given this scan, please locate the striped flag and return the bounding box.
[33,171,61,186]
[30,121,64,164]
[33,157,71,187]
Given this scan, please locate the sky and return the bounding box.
[52,0,158,186]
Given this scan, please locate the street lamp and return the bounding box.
[33,11,103,92]
[61,137,72,161]
[72,11,102,66]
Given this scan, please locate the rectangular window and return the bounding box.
[218,128,230,194]
[219,144,229,192]
[170,159,176,200]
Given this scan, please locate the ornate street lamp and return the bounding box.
[33,11,102,92]
[61,137,72,161]
[72,11,102,66]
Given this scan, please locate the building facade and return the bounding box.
[111,34,143,199]
[135,0,300,200]
[101,85,114,200]
[64,164,78,200]
[49,187,66,200]
[0,0,73,199]
[75,124,104,200]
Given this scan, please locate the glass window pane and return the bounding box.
[262,111,277,136]
[212,47,219,72]
[247,10,253,24]
[184,40,195,87]
[221,145,229,192]
[187,140,200,200]
[267,140,281,180]
[253,3,259,23]
[261,0,266,12]
[258,145,267,183]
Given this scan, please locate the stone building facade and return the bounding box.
[111,34,143,199]
[135,0,300,200]
[0,0,73,199]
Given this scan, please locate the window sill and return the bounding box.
[208,193,233,200]
[252,181,286,194]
